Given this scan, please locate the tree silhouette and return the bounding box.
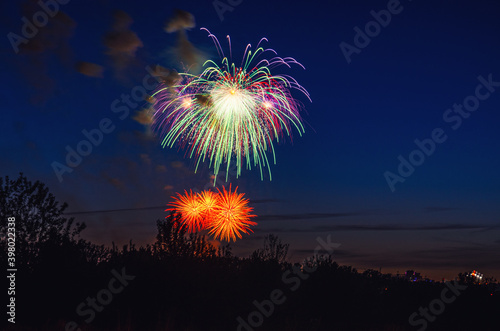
[153,212,221,259]
[251,234,289,264]
[0,173,86,268]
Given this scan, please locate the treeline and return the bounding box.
[1,174,498,331]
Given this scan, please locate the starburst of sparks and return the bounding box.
[208,185,257,242]
[167,186,256,242]
[197,190,218,221]
[166,190,206,232]
[153,29,310,183]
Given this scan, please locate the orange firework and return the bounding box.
[198,190,218,220]
[208,185,257,242]
[167,190,205,232]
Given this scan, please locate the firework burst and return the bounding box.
[167,190,206,232]
[167,186,257,242]
[197,190,218,220]
[208,185,257,242]
[153,29,310,182]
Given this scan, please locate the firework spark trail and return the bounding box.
[153,29,310,182]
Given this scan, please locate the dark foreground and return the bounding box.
[2,216,499,331]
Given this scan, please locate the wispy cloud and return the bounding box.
[292,248,365,259]
[254,223,500,235]
[257,212,362,222]
[75,61,104,78]
[164,9,206,74]
[249,199,281,204]
[424,206,459,213]
[103,10,143,80]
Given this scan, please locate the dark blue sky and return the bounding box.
[1,0,499,280]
